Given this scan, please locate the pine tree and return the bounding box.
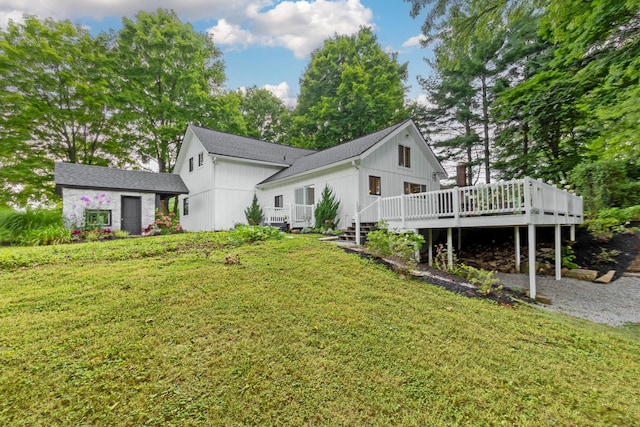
[314,185,340,230]
[244,194,264,226]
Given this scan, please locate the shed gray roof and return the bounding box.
[189,125,316,165]
[54,162,189,195]
[260,120,409,184]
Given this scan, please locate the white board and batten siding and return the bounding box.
[258,163,359,228]
[358,131,441,223]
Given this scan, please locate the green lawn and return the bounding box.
[1,233,638,426]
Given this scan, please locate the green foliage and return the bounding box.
[584,206,639,240]
[114,8,227,172]
[293,27,408,149]
[237,86,291,144]
[314,185,341,230]
[366,221,424,267]
[244,194,264,226]
[456,264,502,295]
[0,16,124,205]
[431,243,457,272]
[143,211,183,236]
[0,208,64,245]
[228,225,284,246]
[570,160,639,213]
[561,245,579,270]
[594,248,621,266]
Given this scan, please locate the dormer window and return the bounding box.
[399,145,411,168]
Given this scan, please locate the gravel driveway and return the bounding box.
[495,273,640,326]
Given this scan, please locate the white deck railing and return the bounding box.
[265,204,314,227]
[358,177,583,229]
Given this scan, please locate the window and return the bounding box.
[398,145,411,168]
[183,197,189,216]
[294,185,315,205]
[404,182,427,194]
[369,176,381,196]
[188,157,194,172]
[275,195,283,208]
[85,209,111,226]
[198,152,204,167]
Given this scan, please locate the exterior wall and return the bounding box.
[61,188,156,231]
[176,131,215,231]
[258,163,359,228]
[359,131,439,222]
[175,130,285,231]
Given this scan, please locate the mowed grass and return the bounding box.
[0,234,639,426]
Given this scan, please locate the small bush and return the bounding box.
[366,221,424,267]
[229,225,283,245]
[585,207,636,240]
[456,264,502,295]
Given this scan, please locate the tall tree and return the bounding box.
[114,9,227,173]
[237,86,291,143]
[293,27,409,149]
[0,16,125,206]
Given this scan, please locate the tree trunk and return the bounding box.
[481,74,491,183]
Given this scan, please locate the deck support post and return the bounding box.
[528,224,537,299]
[457,228,462,250]
[355,200,361,245]
[427,229,433,266]
[514,226,521,273]
[447,227,453,269]
[555,224,562,281]
[570,224,575,242]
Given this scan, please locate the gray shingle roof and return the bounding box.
[189,125,316,165]
[54,162,189,195]
[259,120,409,184]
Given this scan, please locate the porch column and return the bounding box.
[427,229,433,266]
[447,227,453,269]
[555,224,562,281]
[528,224,537,299]
[514,226,521,273]
[570,224,576,242]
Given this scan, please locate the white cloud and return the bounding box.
[263,82,297,108]
[402,34,426,48]
[2,1,373,59]
[209,0,373,58]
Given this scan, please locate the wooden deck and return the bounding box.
[355,177,584,299]
[358,177,583,230]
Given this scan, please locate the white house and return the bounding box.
[174,119,447,231]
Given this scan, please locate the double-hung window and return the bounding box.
[369,176,381,196]
[183,198,189,216]
[198,152,204,167]
[275,195,283,208]
[398,145,411,168]
[188,157,194,172]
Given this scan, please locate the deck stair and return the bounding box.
[341,222,377,244]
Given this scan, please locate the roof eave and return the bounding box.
[257,157,358,188]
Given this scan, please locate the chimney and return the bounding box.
[456,162,467,187]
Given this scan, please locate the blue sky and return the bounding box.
[0,0,434,107]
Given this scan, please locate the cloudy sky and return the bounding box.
[0,0,433,107]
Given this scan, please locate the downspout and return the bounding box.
[211,156,217,231]
[352,160,361,244]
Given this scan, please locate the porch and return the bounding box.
[264,204,315,229]
[355,177,584,299]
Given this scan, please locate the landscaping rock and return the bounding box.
[564,269,598,281]
[595,270,616,284]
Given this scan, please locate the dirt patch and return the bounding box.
[573,231,639,279]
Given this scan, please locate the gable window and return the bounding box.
[85,209,112,227]
[404,182,427,194]
[183,197,189,216]
[398,145,411,168]
[198,152,204,167]
[294,185,315,205]
[188,157,194,172]
[275,195,283,208]
[369,176,381,196]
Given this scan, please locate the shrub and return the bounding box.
[314,184,340,230]
[570,160,638,213]
[18,225,71,246]
[584,207,636,240]
[366,221,424,267]
[0,208,65,245]
[456,264,502,295]
[244,194,264,226]
[229,225,283,245]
